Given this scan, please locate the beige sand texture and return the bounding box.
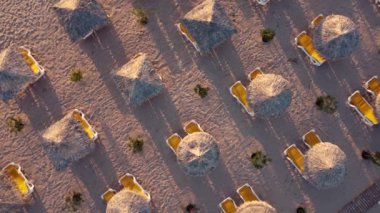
[1,0,380,212]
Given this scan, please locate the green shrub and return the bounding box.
[251,151,271,169]
[6,117,24,133]
[194,84,210,98]
[132,7,148,25]
[185,203,198,213]
[296,207,307,213]
[70,69,83,82]
[361,150,380,166]
[128,137,144,153]
[260,28,275,42]
[64,191,83,211]
[315,95,337,113]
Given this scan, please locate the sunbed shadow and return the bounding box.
[17,75,62,131]
[27,191,47,213]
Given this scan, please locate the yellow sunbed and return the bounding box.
[284,145,305,174]
[166,133,182,153]
[184,120,203,134]
[101,188,116,203]
[248,68,263,81]
[364,76,380,96]
[302,129,322,148]
[2,162,34,196]
[230,81,255,116]
[118,173,150,200]
[295,31,326,66]
[236,183,260,202]
[310,14,324,29]
[348,91,378,126]
[17,46,45,75]
[219,197,237,213]
[72,109,98,140]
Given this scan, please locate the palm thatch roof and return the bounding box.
[53,0,108,42]
[179,0,237,53]
[0,46,41,101]
[304,142,347,189]
[106,189,151,213]
[237,201,277,213]
[113,53,163,107]
[247,74,292,118]
[313,15,359,60]
[376,94,380,118]
[177,132,220,176]
[41,110,96,170]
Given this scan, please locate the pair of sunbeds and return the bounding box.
[229,68,264,116]
[347,76,380,126]
[219,183,260,213]
[284,130,322,175]
[166,120,203,153]
[101,173,151,203]
[2,162,34,196]
[18,46,45,76]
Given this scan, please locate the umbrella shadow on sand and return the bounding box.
[17,74,63,131]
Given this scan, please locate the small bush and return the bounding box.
[132,7,148,25]
[362,150,372,160]
[260,28,275,42]
[6,117,24,133]
[194,84,210,98]
[185,203,199,213]
[296,207,307,213]
[70,69,83,82]
[251,151,271,169]
[64,191,83,212]
[361,150,380,166]
[128,137,144,153]
[315,95,337,113]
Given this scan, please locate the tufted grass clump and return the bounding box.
[70,69,83,82]
[260,28,275,42]
[315,95,337,113]
[128,137,144,153]
[6,117,24,133]
[132,7,148,25]
[251,151,271,169]
[194,84,210,98]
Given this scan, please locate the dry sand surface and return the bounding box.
[1,0,380,212]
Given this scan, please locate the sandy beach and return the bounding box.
[1,0,380,212]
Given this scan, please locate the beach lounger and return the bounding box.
[348,91,378,126]
[295,31,326,66]
[118,173,151,200]
[236,183,260,202]
[166,133,182,153]
[256,0,270,5]
[310,14,324,29]
[219,197,237,213]
[17,46,45,76]
[230,81,255,116]
[101,188,117,203]
[2,162,34,196]
[72,109,98,140]
[302,129,322,149]
[248,68,263,81]
[184,120,203,134]
[364,76,380,97]
[284,145,305,174]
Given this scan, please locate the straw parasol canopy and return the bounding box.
[236,201,277,213]
[177,132,220,176]
[0,46,41,101]
[113,53,163,108]
[247,73,292,118]
[106,189,151,213]
[41,110,96,170]
[53,0,108,42]
[304,142,347,189]
[179,0,237,53]
[313,14,359,60]
[376,94,380,118]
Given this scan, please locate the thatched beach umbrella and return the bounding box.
[236,201,277,213]
[313,15,359,60]
[53,0,108,42]
[106,189,151,213]
[113,53,163,107]
[42,110,97,170]
[177,132,220,176]
[376,94,380,118]
[247,74,292,118]
[178,0,237,53]
[0,46,43,101]
[304,142,346,189]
